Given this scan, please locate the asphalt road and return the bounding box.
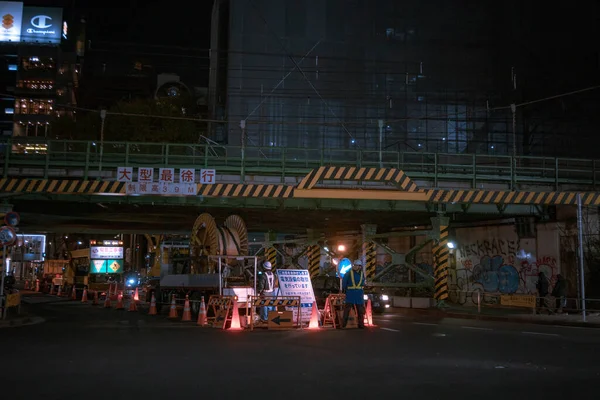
[2,296,599,400]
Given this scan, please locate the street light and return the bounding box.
[447,242,455,249]
[337,244,346,252]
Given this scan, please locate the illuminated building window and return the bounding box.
[5,108,14,114]
[14,98,54,115]
[16,80,55,90]
[8,64,17,71]
[21,57,56,71]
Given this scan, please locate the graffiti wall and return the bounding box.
[449,223,561,306]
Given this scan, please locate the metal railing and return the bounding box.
[1,138,599,189]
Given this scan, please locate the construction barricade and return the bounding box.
[322,294,374,329]
[207,295,235,329]
[248,296,302,331]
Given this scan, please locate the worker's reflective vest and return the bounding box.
[348,271,364,290]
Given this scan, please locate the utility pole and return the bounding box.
[240,119,246,183]
[98,109,107,172]
[576,193,587,322]
[378,119,384,168]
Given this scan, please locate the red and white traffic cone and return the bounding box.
[181,295,191,322]
[148,294,157,315]
[197,296,207,326]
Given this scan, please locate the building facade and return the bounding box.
[0,2,81,149]
[210,0,600,158]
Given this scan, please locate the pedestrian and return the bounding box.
[257,261,276,322]
[552,274,567,313]
[536,271,550,314]
[342,259,366,329]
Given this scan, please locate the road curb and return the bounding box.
[0,316,45,329]
[388,308,600,329]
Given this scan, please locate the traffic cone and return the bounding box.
[197,296,207,326]
[92,291,99,306]
[168,295,178,318]
[133,287,139,301]
[24,280,30,290]
[181,295,191,321]
[81,288,88,303]
[228,299,242,330]
[128,292,137,312]
[116,291,124,310]
[148,293,157,315]
[104,291,112,308]
[364,299,375,327]
[35,279,40,292]
[71,285,77,300]
[308,301,320,329]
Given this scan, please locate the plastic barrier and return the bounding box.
[207,295,234,329]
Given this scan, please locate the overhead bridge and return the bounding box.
[1,139,599,212]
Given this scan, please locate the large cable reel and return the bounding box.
[190,213,248,273]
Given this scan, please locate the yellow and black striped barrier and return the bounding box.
[2,175,600,206]
[423,189,600,205]
[197,183,293,198]
[364,241,377,283]
[251,298,300,307]
[307,245,321,279]
[297,166,420,191]
[432,226,450,301]
[265,246,277,270]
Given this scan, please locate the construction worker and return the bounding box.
[257,261,276,322]
[342,259,365,329]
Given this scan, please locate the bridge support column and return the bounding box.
[264,231,277,270]
[306,229,321,279]
[361,224,377,284]
[431,216,450,305]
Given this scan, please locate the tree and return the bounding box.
[49,96,202,143]
[105,97,199,143]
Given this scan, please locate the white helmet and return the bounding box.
[263,261,272,270]
[353,259,363,266]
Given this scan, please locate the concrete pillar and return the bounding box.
[431,216,450,302]
[361,224,377,283]
[264,231,277,270]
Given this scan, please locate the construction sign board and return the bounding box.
[276,269,316,323]
[267,311,294,330]
[89,259,123,274]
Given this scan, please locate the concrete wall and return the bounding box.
[450,223,560,306]
[372,221,562,304]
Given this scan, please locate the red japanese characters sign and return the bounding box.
[119,167,217,195]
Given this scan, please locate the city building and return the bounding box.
[0,1,83,150]
[209,0,600,158]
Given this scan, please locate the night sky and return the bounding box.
[29,0,213,47]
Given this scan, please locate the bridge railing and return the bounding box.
[1,139,599,189]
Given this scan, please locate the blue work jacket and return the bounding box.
[342,269,365,305]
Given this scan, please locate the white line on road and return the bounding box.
[461,326,493,331]
[551,325,586,330]
[522,331,560,337]
[380,327,400,332]
[413,322,438,326]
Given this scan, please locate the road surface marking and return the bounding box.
[380,327,399,332]
[551,325,586,330]
[413,322,438,326]
[522,331,560,337]
[461,326,493,331]
[431,333,446,337]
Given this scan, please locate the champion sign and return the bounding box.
[20,6,62,43]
